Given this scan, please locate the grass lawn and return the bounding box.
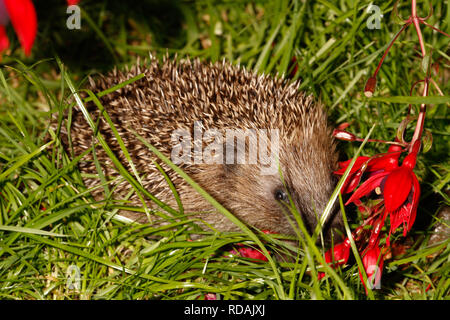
[0,0,448,300]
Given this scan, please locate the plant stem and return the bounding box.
[410,77,429,151]
[372,23,409,78]
[411,0,427,57]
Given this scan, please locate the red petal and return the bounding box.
[383,168,413,212]
[387,144,403,153]
[389,204,411,237]
[0,25,10,53]
[335,156,370,175]
[319,238,351,280]
[345,171,389,206]
[402,151,418,170]
[359,246,384,292]
[238,246,268,261]
[367,152,401,172]
[325,238,351,266]
[342,170,363,194]
[67,0,80,5]
[337,122,350,130]
[4,0,37,56]
[407,174,420,232]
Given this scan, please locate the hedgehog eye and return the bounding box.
[274,189,288,202]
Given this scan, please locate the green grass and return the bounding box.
[0,0,449,300]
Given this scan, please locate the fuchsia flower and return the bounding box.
[383,141,421,243]
[0,0,79,57]
[323,136,421,292]
[318,238,351,280]
[359,245,384,293]
[335,144,403,195]
[324,238,351,267]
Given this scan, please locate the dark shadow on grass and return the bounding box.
[33,0,187,72]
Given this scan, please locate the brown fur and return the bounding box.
[58,55,342,238]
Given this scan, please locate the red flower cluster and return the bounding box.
[0,0,79,57]
[320,132,422,291]
[340,140,421,244]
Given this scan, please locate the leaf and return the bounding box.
[0,141,53,182]
[369,96,450,105]
[421,51,432,75]
[0,225,68,237]
[422,129,433,153]
[396,115,417,143]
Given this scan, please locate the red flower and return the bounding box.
[364,76,377,98]
[318,238,351,280]
[335,144,402,194]
[0,0,37,56]
[383,146,418,211]
[359,245,384,292]
[0,0,79,56]
[345,170,390,206]
[236,246,268,261]
[383,144,421,242]
[325,238,351,267]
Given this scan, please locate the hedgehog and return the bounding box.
[59,55,342,240]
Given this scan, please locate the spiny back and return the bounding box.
[87,56,327,141]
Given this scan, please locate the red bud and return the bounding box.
[364,76,377,98]
[333,129,357,141]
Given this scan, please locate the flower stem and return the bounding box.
[410,77,429,152]
[372,23,409,79]
[411,0,427,57]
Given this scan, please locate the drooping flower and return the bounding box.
[383,142,421,243]
[364,76,377,97]
[383,143,419,210]
[335,144,403,194]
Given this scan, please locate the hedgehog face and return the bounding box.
[201,138,342,241]
[204,163,341,241]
